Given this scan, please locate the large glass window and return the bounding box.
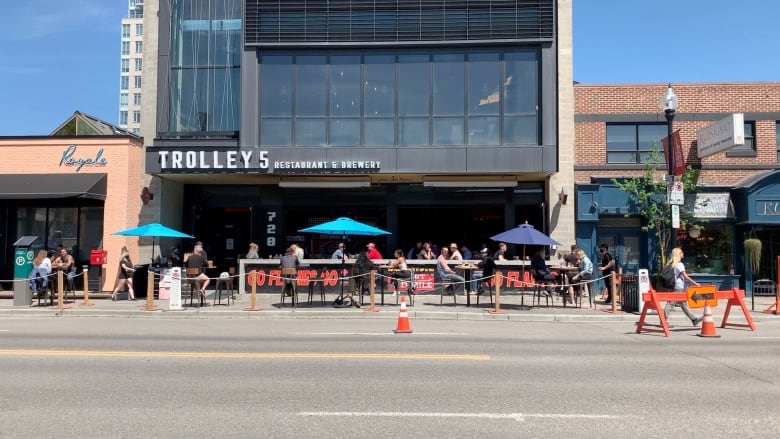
[606,123,667,163]
[121,42,130,55]
[122,24,130,39]
[364,55,395,146]
[15,206,104,264]
[398,54,429,146]
[679,223,733,275]
[121,59,129,73]
[257,48,540,147]
[467,53,499,145]
[726,121,756,157]
[260,56,292,146]
[168,0,241,133]
[504,51,539,145]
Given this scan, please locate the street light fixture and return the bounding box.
[662,84,679,250]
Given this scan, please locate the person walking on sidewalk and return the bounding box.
[664,247,702,326]
[112,246,136,301]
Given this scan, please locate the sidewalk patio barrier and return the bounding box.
[636,287,756,337]
[244,270,262,311]
[79,266,94,307]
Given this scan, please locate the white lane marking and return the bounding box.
[298,411,621,423]
[294,332,467,336]
[0,330,8,332]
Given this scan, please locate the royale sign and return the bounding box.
[696,113,744,158]
[60,144,108,171]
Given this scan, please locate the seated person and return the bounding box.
[350,248,375,294]
[29,251,51,300]
[51,247,76,290]
[388,249,413,292]
[568,249,594,304]
[280,247,300,270]
[186,246,210,294]
[471,248,495,293]
[436,247,465,294]
[530,250,557,293]
[279,247,300,296]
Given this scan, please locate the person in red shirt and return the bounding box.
[366,242,383,260]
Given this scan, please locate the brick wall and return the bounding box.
[575,83,780,186]
[0,137,144,291]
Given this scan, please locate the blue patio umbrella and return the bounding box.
[490,222,561,248]
[299,217,391,237]
[113,223,194,262]
[491,222,561,289]
[299,217,390,299]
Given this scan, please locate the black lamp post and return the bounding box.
[662,84,679,250]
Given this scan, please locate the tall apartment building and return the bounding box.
[119,0,144,135]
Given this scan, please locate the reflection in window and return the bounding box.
[15,206,104,264]
[168,0,241,133]
[726,121,756,157]
[257,48,540,146]
[606,123,666,164]
[679,224,733,275]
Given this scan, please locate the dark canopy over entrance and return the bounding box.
[0,173,107,200]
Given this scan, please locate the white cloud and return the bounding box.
[0,0,118,41]
[0,66,45,75]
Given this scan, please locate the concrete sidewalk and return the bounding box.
[0,288,776,324]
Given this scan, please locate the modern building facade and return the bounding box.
[141,0,574,271]
[119,0,145,135]
[574,82,780,291]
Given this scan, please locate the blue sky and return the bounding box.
[0,1,778,135]
[574,0,780,83]
[0,0,125,136]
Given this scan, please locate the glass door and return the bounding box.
[597,229,642,274]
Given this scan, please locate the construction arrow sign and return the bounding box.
[687,284,718,308]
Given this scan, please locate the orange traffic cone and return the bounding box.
[393,296,413,334]
[697,305,721,338]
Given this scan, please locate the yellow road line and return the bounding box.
[0,349,489,361]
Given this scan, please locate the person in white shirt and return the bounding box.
[448,243,463,261]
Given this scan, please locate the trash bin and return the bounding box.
[620,274,639,312]
[13,236,41,306]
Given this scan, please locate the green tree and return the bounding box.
[612,145,701,269]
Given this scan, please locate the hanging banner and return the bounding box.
[662,129,685,176]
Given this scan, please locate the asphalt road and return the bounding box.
[1,317,779,438]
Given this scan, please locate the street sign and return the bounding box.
[668,181,684,205]
[671,205,680,229]
[687,285,717,308]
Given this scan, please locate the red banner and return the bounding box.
[244,268,538,292]
[662,129,685,176]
